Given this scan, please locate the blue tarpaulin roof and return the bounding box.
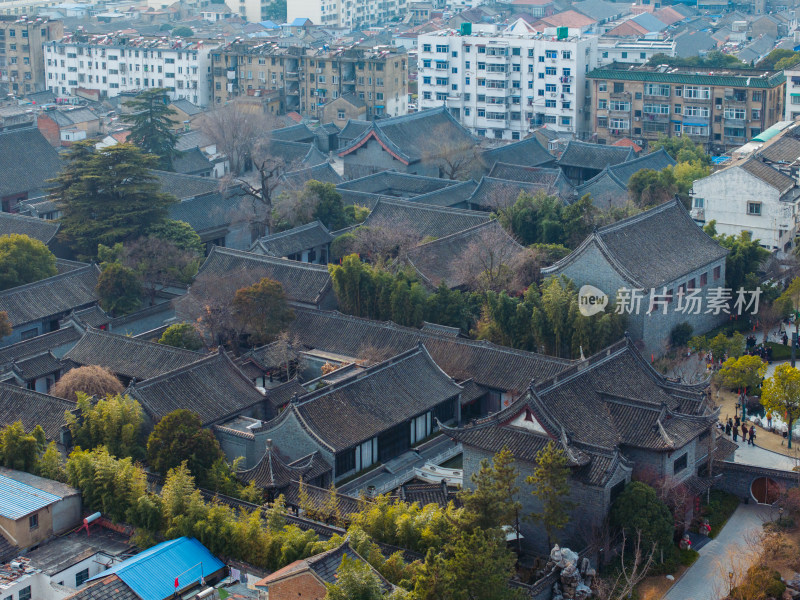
[711,156,730,165]
[0,473,62,519]
[88,538,225,600]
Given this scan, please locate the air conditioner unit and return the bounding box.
[676,131,682,136]
[634,139,643,146]
[634,116,640,121]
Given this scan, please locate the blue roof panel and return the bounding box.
[88,538,225,600]
[0,473,62,519]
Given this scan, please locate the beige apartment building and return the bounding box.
[587,64,785,153]
[210,41,408,120]
[0,16,63,95]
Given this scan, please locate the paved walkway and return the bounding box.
[733,440,799,471]
[663,504,770,600]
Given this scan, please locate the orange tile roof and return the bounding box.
[612,137,643,153]
[538,10,597,28]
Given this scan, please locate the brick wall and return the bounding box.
[266,572,327,600]
[37,114,61,147]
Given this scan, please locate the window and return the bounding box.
[683,86,710,99]
[545,100,556,108]
[609,100,630,111]
[422,59,431,68]
[673,453,688,474]
[752,109,761,120]
[422,76,431,84]
[29,514,38,529]
[643,103,669,114]
[422,43,431,52]
[724,107,745,120]
[700,272,707,286]
[538,56,544,62]
[598,80,607,92]
[337,110,346,119]
[621,51,627,59]
[464,108,470,116]
[609,118,629,130]
[19,588,31,600]
[644,83,670,97]
[436,44,448,53]
[545,50,557,59]
[545,83,556,92]
[538,72,544,79]
[683,105,709,118]
[748,202,762,216]
[562,50,571,59]
[545,67,557,75]
[598,117,608,128]
[335,449,355,475]
[714,266,721,280]
[75,569,90,587]
[512,47,521,56]
[613,82,624,93]
[641,52,647,59]
[752,91,762,102]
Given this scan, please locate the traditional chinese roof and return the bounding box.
[191,246,333,307]
[0,127,63,199]
[480,136,555,170]
[337,107,475,166]
[127,349,267,426]
[403,220,524,289]
[406,180,478,208]
[280,480,364,517]
[738,156,796,194]
[0,326,82,363]
[168,187,249,235]
[64,328,204,381]
[155,171,220,199]
[279,163,342,191]
[62,305,111,329]
[270,123,315,143]
[286,308,571,392]
[0,212,60,244]
[0,382,75,442]
[362,198,491,240]
[269,140,327,167]
[0,264,101,327]
[337,170,459,197]
[557,140,635,171]
[250,221,333,258]
[338,119,371,143]
[467,176,564,211]
[237,443,319,488]
[757,135,800,167]
[542,198,728,288]
[172,147,212,176]
[270,345,462,452]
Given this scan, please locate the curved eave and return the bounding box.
[337,129,411,165]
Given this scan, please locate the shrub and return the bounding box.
[51,365,124,402]
[670,322,693,348]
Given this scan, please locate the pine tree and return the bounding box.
[526,441,574,549]
[52,141,177,258]
[125,89,179,170]
[459,446,520,534]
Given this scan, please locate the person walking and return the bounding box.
[767,412,773,430]
[748,425,756,445]
[733,425,739,442]
[725,420,732,436]
[734,415,741,429]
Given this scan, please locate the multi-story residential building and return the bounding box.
[0,16,63,95]
[416,21,598,141]
[588,63,785,152]
[286,0,407,28]
[210,41,407,119]
[44,33,214,106]
[785,62,800,121]
[596,39,675,67]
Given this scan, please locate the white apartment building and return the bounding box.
[44,35,214,106]
[287,0,407,28]
[596,39,676,67]
[785,63,800,121]
[417,20,598,140]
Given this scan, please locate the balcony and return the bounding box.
[724,95,748,106]
[642,112,670,122]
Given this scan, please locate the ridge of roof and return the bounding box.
[129,347,257,391]
[0,263,97,297]
[371,196,491,217]
[197,245,331,275]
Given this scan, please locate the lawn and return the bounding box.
[700,490,740,538]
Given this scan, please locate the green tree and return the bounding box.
[0,233,57,291]
[159,323,204,350]
[37,441,66,482]
[610,481,674,553]
[459,446,521,536]
[526,441,573,549]
[125,89,179,170]
[497,191,596,248]
[761,363,800,448]
[670,322,693,348]
[50,365,125,402]
[64,393,146,460]
[233,277,295,345]
[147,409,225,484]
[627,168,676,209]
[96,262,143,315]
[0,422,45,472]
[0,311,12,339]
[756,48,800,70]
[650,135,711,166]
[713,229,769,293]
[718,355,767,394]
[306,181,348,230]
[325,555,386,600]
[148,220,204,254]
[52,142,177,258]
[123,237,200,306]
[172,26,194,37]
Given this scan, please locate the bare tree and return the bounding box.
[198,100,272,176]
[350,218,421,265]
[357,343,396,366]
[594,531,657,600]
[122,237,201,306]
[422,124,482,180]
[450,225,526,293]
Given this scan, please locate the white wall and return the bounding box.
[786,67,800,121]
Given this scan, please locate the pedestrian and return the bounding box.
[725,420,732,436]
[733,425,739,442]
[767,412,773,430]
[784,332,790,346]
[735,415,741,428]
[749,425,756,446]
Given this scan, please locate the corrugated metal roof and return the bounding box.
[587,68,786,88]
[88,537,225,600]
[0,473,62,519]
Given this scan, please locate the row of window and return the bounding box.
[49,45,199,61]
[421,43,573,60]
[596,100,762,121]
[598,80,764,102]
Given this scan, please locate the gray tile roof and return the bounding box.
[192,246,333,307]
[288,345,462,451]
[280,480,364,518]
[0,212,59,244]
[338,107,475,165]
[480,136,556,169]
[44,107,100,127]
[175,129,214,152]
[739,156,796,194]
[467,176,563,211]
[543,198,728,289]
[172,147,213,175]
[757,135,800,165]
[0,127,63,199]
[269,139,327,167]
[14,351,62,380]
[605,148,676,184]
[406,180,478,208]
[286,308,571,392]
[64,328,205,381]
[155,170,220,199]
[0,325,81,363]
[557,140,634,171]
[362,198,491,240]
[337,170,458,197]
[404,220,524,289]
[0,382,75,442]
[63,574,139,600]
[170,99,203,116]
[0,264,100,327]
[237,444,317,488]
[168,188,249,234]
[270,123,315,143]
[338,119,370,143]
[251,221,333,258]
[279,163,342,191]
[127,349,267,426]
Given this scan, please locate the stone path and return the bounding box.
[733,440,799,471]
[662,504,770,600]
